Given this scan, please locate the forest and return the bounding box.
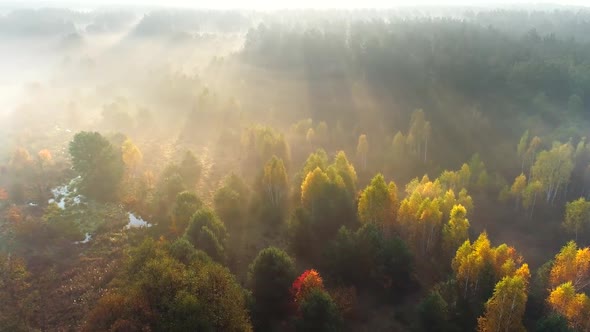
[2,2,590,331]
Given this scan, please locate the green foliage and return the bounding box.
[184,208,227,262]
[295,289,342,332]
[418,291,450,332]
[298,163,356,249]
[172,191,203,235]
[256,156,289,226]
[69,131,124,201]
[535,314,573,332]
[563,197,590,240]
[85,239,252,332]
[0,254,36,332]
[325,224,413,299]
[178,151,202,188]
[168,238,200,265]
[247,247,296,328]
[213,173,250,230]
[242,125,290,171]
[192,264,253,332]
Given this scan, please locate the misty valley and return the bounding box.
[3,3,590,331]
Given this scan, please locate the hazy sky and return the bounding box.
[4,0,590,10]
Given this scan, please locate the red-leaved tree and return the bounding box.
[291,269,324,306]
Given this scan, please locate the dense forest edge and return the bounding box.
[2,5,590,331]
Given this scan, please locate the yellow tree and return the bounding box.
[331,151,357,196]
[458,188,474,214]
[510,173,527,210]
[442,204,470,256]
[453,240,484,297]
[550,241,590,291]
[302,149,329,176]
[358,174,396,232]
[547,282,590,331]
[439,189,457,215]
[438,170,460,191]
[453,232,527,297]
[121,139,143,176]
[477,273,529,332]
[301,167,330,213]
[419,198,443,254]
[387,181,399,220]
[37,149,52,168]
[458,164,471,189]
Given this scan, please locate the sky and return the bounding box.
[3,0,590,10]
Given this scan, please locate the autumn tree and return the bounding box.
[358,174,398,232]
[69,131,124,202]
[442,204,470,257]
[510,173,527,209]
[0,254,36,331]
[84,239,252,332]
[549,241,590,291]
[121,139,143,176]
[301,167,331,211]
[453,232,527,298]
[291,269,325,305]
[397,175,471,258]
[291,149,329,201]
[547,282,590,331]
[37,149,52,168]
[332,151,357,196]
[477,270,530,332]
[297,162,356,247]
[563,198,590,241]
